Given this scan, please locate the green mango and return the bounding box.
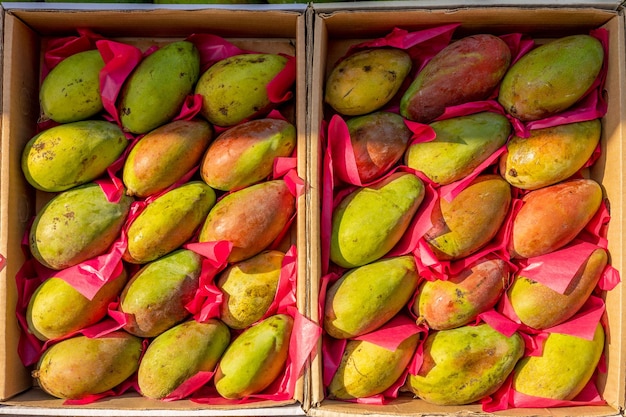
[407,323,524,405]
[214,314,293,399]
[325,48,412,116]
[324,255,418,339]
[500,119,601,190]
[201,118,296,192]
[330,172,425,269]
[123,119,212,198]
[39,50,105,123]
[124,181,216,264]
[508,248,607,330]
[425,174,511,261]
[195,54,288,127]
[119,41,200,134]
[328,333,420,400]
[498,34,604,122]
[29,183,133,270]
[138,319,230,399]
[22,120,127,192]
[217,250,284,330]
[405,112,510,185]
[27,267,128,341]
[513,323,604,400]
[32,331,143,400]
[120,249,202,338]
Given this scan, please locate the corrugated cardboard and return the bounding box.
[307,5,626,417]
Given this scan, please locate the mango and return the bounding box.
[39,49,105,123]
[120,249,202,338]
[119,41,200,134]
[22,120,128,192]
[27,267,128,341]
[198,179,296,263]
[217,250,284,330]
[509,178,603,259]
[201,118,296,192]
[500,119,601,190]
[325,48,412,116]
[512,323,604,400]
[508,248,607,330]
[400,34,511,123]
[330,172,424,268]
[214,314,293,399]
[345,111,412,183]
[29,182,133,270]
[124,181,216,264]
[498,34,604,122]
[32,331,142,400]
[324,255,418,339]
[405,112,510,185]
[425,174,511,261]
[123,119,212,198]
[407,323,524,405]
[415,258,508,330]
[138,319,230,399]
[328,333,420,400]
[195,53,289,127]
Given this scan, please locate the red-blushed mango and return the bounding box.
[345,111,412,183]
[328,333,420,400]
[198,180,296,263]
[407,323,524,405]
[330,172,425,269]
[425,175,511,261]
[123,119,212,198]
[201,118,296,192]
[124,181,216,264]
[498,34,604,122]
[405,112,510,185]
[509,178,603,259]
[512,323,604,400]
[400,34,511,123]
[324,255,418,339]
[415,258,508,330]
[500,119,601,190]
[508,248,607,330]
[32,331,143,400]
[325,48,412,116]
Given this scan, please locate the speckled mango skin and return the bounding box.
[22,120,127,192]
[214,314,293,399]
[405,111,510,185]
[195,53,288,127]
[330,172,425,269]
[328,333,420,400]
[40,49,105,123]
[513,323,604,400]
[500,119,601,190]
[325,48,412,116]
[124,181,216,264]
[119,41,200,134]
[324,255,418,339]
[138,319,230,399]
[29,183,133,270]
[407,324,524,405]
[32,331,143,400]
[498,34,604,122]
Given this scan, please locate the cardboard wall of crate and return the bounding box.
[307,5,626,417]
[0,6,310,412]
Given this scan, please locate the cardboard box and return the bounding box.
[0,5,311,415]
[307,4,626,417]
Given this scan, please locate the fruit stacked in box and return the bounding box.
[319,24,621,411]
[15,29,317,404]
